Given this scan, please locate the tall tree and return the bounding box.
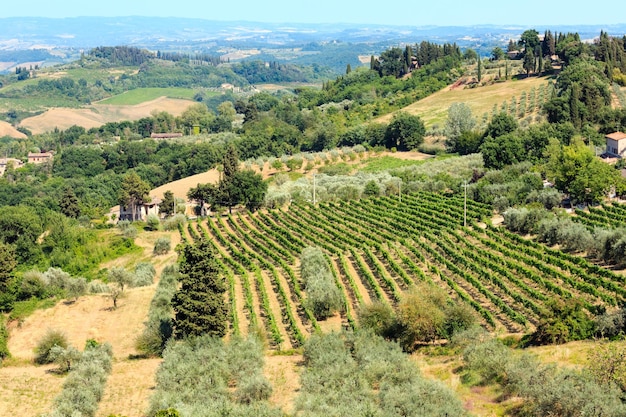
[118,172,151,221]
[159,190,176,217]
[0,242,17,311]
[444,103,476,152]
[59,187,81,219]
[187,183,216,216]
[477,58,482,82]
[384,112,426,151]
[172,240,228,339]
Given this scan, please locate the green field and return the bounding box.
[98,87,201,105]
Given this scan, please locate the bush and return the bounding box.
[358,302,399,339]
[48,345,82,373]
[18,270,48,300]
[51,343,113,417]
[0,316,9,361]
[235,373,273,404]
[528,298,594,345]
[153,237,171,256]
[162,214,186,231]
[133,263,156,287]
[146,214,161,231]
[88,280,110,294]
[300,247,342,320]
[35,329,69,364]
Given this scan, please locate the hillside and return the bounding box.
[376,75,553,127]
[20,97,197,135]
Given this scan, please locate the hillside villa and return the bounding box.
[0,157,24,176]
[119,198,162,221]
[27,151,54,164]
[606,132,626,157]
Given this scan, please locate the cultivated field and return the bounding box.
[376,75,554,127]
[97,88,202,105]
[20,97,197,135]
[179,192,624,350]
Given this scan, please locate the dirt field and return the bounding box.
[20,97,197,135]
[0,120,27,139]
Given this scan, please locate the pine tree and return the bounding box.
[59,187,80,219]
[172,241,228,339]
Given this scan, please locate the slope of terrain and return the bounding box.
[376,75,553,127]
[19,97,197,135]
[0,120,26,138]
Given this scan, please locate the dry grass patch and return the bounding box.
[20,97,196,135]
[8,286,154,360]
[96,357,162,417]
[0,363,65,416]
[0,120,27,139]
[375,76,553,128]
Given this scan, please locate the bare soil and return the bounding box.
[264,354,302,415]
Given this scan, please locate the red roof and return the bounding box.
[606,132,626,141]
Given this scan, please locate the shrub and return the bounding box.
[123,226,138,239]
[235,373,273,404]
[153,237,171,256]
[18,270,48,300]
[162,214,186,231]
[146,214,161,231]
[528,298,594,345]
[0,316,9,361]
[65,277,87,301]
[48,345,82,373]
[88,280,110,294]
[35,329,69,364]
[357,302,399,339]
[51,343,113,417]
[300,247,342,320]
[133,262,156,287]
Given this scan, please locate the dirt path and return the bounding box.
[96,358,162,417]
[264,354,302,415]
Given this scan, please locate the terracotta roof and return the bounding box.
[606,132,626,141]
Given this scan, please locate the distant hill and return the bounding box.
[1,17,625,72]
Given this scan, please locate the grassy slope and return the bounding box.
[376,75,553,128]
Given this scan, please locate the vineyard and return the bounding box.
[574,202,626,230]
[179,192,626,349]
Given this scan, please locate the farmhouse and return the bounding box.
[27,151,54,164]
[0,157,23,176]
[605,132,626,157]
[119,198,161,221]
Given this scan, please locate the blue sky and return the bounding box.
[1,0,625,26]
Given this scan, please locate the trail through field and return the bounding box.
[96,358,162,417]
[264,354,302,415]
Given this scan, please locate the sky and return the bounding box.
[1,0,625,27]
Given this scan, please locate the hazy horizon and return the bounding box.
[1,0,625,27]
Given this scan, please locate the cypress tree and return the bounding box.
[172,240,228,339]
[477,58,482,82]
